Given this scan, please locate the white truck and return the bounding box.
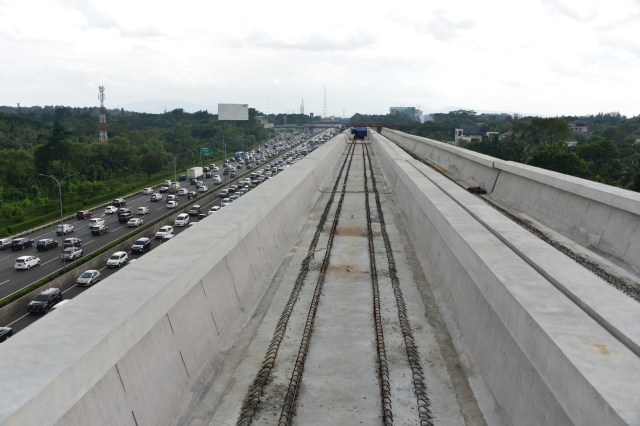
[186,167,203,179]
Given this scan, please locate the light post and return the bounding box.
[38,173,76,270]
[165,152,186,184]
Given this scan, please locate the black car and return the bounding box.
[118,212,133,223]
[112,198,126,207]
[90,224,109,236]
[27,288,62,314]
[0,327,13,342]
[11,238,34,251]
[131,237,151,254]
[36,238,58,251]
[187,191,197,199]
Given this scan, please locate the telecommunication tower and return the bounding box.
[98,86,108,143]
[323,85,327,118]
[300,99,304,115]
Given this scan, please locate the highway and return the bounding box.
[0,129,334,335]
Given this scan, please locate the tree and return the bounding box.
[576,138,618,180]
[526,144,590,178]
[522,118,571,146]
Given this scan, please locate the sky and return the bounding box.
[0,0,639,118]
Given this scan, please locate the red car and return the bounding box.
[76,210,92,219]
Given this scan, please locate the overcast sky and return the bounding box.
[1,0,639,117]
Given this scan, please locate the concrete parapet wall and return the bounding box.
[381,128,640,272]
[0,134,348,426]
[371,132,640,425]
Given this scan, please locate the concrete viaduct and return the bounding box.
[1,129,639,425]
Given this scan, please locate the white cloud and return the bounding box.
[0,0,638,116]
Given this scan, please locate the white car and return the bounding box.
[106,251,128,268]
[174,213,190,227]
[221,198,231,206]
[14,256,40,270]
[213,176,222,184]
[76,269,101,287]
[166,200,178,208]
[155,225,174,240]
[208,206,220,215]
[198,185,208,192]
[177,188,188,195]
[142,187,154,195]
[137,207,149,215]
[104,205,118,214]
[127,218,144,227]
[211,166,219,171]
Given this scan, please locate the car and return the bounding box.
[159,186,169,193]
[36,238,58,251]
[106,251,128,268]
[76,210,92,219]
[112,198,126,207]
[127,217,144,227]
[188,205,202,216]
[142,187,154,194]
[197,213,207,221]
[218,189,229,198]
[118,212,133,223]
[223,169,230,175]
[0,238,13,250]
[166,200,178,208]
[155,225,174,239]
[11,238,34,250]
[236,164,243,169]
[104,205,118,214]
[150,193,163,202]
[61,247,83,261]
[90,223,109,236]
[177,188,188,196]
[27,288,62,314]
[137,206,149,215]
[221,198,231,206]
[229,194,239,201]
[174,213,190,227]
[212,166,219,171]
[56,224,74,235]
[76,269,101,287]
[230,171,236,178]
[118,207,131,215]
[50,299,71,311]
[89,218,105,227]
[14,255,40,270]
[198,185,208,192]
[63,237,82,248]
[0,327,13,342]
[166,194,177,201]
[213,176,222,184]
[187,191,197,199]
[131,237,151,254]
[208,206,221,215]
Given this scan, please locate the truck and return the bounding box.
[186,167,203,179]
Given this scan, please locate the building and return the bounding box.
[389,106,423,120]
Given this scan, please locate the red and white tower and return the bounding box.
[98,86,108,143]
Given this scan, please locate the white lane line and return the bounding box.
[84,239,95,246]
[42,257,60,266]
[6,312,29,327]
[0,279,10,286]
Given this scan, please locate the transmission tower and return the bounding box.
[323,85,327,118]
[98,86,108,143]
[300,99,304,115]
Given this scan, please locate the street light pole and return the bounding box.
[165,152,186,184]
[38,173,75,271]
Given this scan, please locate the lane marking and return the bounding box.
[0,279,10,286]
[6,312,29,327]
[42,257,60,266]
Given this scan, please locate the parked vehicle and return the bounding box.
[61,247,83,261]
[27,288,62,314]
[56,224,74,235]
[131,237,151,254]
[11,238,34,250]
[14,255,40,270]
[106,251,128,268]
[36,238,58,251]
[76,210,92,219]
[76,270,101,287]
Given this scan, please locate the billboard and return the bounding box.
[218,103,249,121]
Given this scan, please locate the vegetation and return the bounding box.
[350,110,640,190]
[0,106,276,236]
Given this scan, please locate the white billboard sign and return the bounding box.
[218,103,249,121]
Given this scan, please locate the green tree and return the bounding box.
[576,138,618,180]
[522,118,571,146]
[33,122,72,174]
[527,144,590,178]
